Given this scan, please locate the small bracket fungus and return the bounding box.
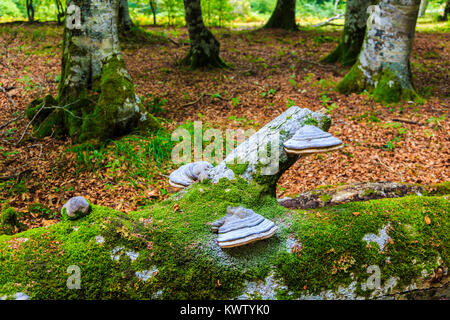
[169,161,213,188]
[283,125,343,155]
[211,206,278,248]
[61,196,91,220]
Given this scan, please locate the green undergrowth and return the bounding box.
[0,181,448,299]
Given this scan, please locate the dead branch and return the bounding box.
[313,13,344,27]
[0,86,17,109]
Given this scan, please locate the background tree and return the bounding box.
[119,0,134,32]
[440,0,449,21]
[181,0,226,68]
[26,0,159,143]
[26,0,35,22]
[54,0,65,25]
[264,0,297,30]
[321,0,372,66]
[149,0,157,24]
[336,0,421,102]
[418,0,428,17]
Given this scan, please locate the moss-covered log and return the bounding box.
[181,0,226,69]
[321,0,372,66]
[336,0,421,103]
[25,0,160,144]
[1,188,448,299]
[264,0,298,31]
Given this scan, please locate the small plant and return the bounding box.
[286,99,296,107]
[230,97,240,107]
[143,93,167,114]
[260,88,276,97]
[288,74,297,87]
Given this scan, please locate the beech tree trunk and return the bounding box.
[321,0,372,66]
[182,0,226,68]
[336,0,421,103]
[55,0,65,25]
[418,0,428,17]
[264,0,297,31]
[119,0,134,32]
[25,0,159,143]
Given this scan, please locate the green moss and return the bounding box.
[320,194,332,203]
[1,191,448,299]
[275,196,449,297]
[227,162,249,176]
[371,68,418,103]
[423,182,450,196]
[336,61,366,95]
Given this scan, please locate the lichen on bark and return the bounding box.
[336,0,421,102]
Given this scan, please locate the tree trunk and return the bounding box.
[321,0,372,66]
[25,0,159,143]
[149,0,157,25]
[336,0,421,103]
[207,107,331,195]
[118,0,134,33]
[442,0,450,21]
[264,0,297,31]
[26,0,35,22]
[418,0,428,17]
[181,0,226,68]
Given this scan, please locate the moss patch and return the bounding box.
[0,190,448,299]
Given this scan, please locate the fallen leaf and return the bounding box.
[352,212,360,217]
[425,215,431,225]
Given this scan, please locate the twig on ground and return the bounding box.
[0,113,24,130]
[392,118,423,126]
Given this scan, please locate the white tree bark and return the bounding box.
[337,0,421,102]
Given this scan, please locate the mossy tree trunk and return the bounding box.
[207,107,331,196]
[321,0,372,66]
[336,0,421,103]
[264,0,297,31]
[181,0,226,68]
[26,0,159,144]
[119,0,134,33]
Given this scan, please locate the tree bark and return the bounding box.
[207,107,331,195]
[149,0,157,25]
[25,0,159,143]
[118,0,134,33]
[181,0,226,68]
[418,0,428,17]
[336,0,421,103]
[321,0,372,66]
[264,0,297,31]
[26,0,35,22]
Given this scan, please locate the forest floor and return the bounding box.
[0,22,448,231]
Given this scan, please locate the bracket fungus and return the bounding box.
[169,161,213,188]
[211,206,278,248]
[283,125,343,155]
